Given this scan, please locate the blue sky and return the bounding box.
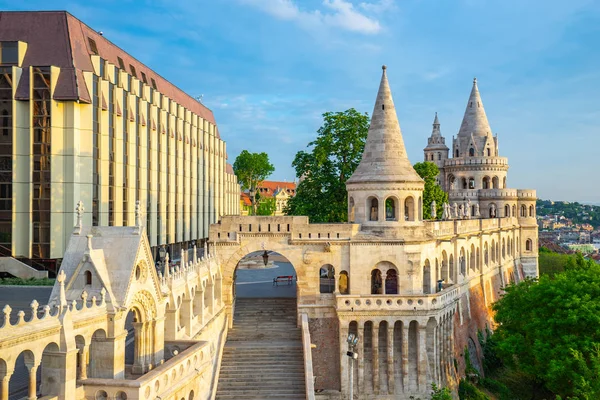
[4,0,600,202]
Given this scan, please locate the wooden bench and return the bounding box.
[273,275,294,286]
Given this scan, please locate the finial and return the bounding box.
[473,77,477,84]
[57,270,67,308]
[86,234,93,252]
[135,200,142,230]
[382,65,387,71]
[75,200,84,234]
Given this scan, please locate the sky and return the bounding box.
[3,0,600,202]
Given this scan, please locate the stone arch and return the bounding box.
[448,174,456,190]
[404,196,415,221]
[526,239,533,251]
[89,329,110,378]
[521,204,527,217]
[529,205,534,217]
[338,270,349,294]
[504,204,510,217]
[482,176,490,189]
[348,197,355,222]
[371,268,383,294]
[423,259,431,294]
[40,342,61,397]
[385,268,398,294]
[385,196,398,221]
[441,250,449,283]
[368,196,379,221]
[492,176,499,189]
[319,264,335,294]
[10,349,35,396]
[75,335,86,380]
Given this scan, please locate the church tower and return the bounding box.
[346,66,424,233]
[423,112,449,188]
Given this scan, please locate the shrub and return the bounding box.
[458,380,490,400]
[0,277,55,286]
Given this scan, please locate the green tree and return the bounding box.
[233,150,275,214]
[255,197,276,216]
[285,109,369,222]
[413,162,448,220]
[492,254,600,399]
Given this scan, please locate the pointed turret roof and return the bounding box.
[432,112,441,137]
[457,78,492,138]
[347,66,422,184]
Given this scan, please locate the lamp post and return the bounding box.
[346,333,359,399]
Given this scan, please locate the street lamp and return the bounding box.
[346,333,359,399]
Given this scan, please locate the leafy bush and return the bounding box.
[0,277,55,286]
[479,378,512,400]
[430,383,453,400]
[458,380,490,400]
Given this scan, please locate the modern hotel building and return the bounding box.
[0,11,240,272]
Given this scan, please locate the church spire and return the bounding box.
[457,77,492,138]
[347,66,421,184]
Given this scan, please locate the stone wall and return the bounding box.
[310,317,341,391]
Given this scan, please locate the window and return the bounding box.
[0,42,18,65]
[437,152,441,160]
[455,149,459,157]
[117,57,125,70]
[487,148,491,156]
[385,198,396,221]
[526,239,532,251]
[369,197,378,221]
[88,38,98,55]
[469,147,475,156]
[129,64,137,78]
[85,271,92,285]
[150,78,157,90]
[140,72,147,84]
[468,178,475,189]
[319,265,335,293]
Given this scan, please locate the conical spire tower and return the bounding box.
[347,66,422,184]
[457,78,492,138]
[424,112,448,168]
[347,66,424,230]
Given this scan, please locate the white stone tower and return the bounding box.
[423,112,449,187]
[346,66,424,234]
[445,78,509,195]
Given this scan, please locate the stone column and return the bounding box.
[418,323,428,392]
[401,322,409,392]
[132,322,146,374]
[196,288,205,326]
[78,345,89,380]
[448,318,455,375]
[181,297,194,336]
[0,372,11,400]
[372,322,379,394]
[28,365,38,400]
[339,322,349,399]
[357,321,364,395]
[387,324,394,394]
[144,321,154,370]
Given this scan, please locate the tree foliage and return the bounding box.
[233,150,275,213]
[492,254,600,399]
[284,109,369,222]
[413,162,448,219]
[255,197,276,216]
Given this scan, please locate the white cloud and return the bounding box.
[239,0,382,34]
[359,0,397,14]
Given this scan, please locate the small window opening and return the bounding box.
[140,72,147,84]
[239,224,242,232]
[88,38,98,55]
[117,57,125,70]
[382,104,385,110]
[129,64,137,78]
[277,224,281,232]
[150,78,157,90]
[268,224,271,232]
[249,224,252,232]
[85,271,92,285]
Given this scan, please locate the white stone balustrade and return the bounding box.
[336,287,460,313]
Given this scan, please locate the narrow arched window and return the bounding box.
[437,152,441,160]
[319,265,335,293]
[85,271,92,285]
[468,178,475,189]
[385,198,396,221]
[469,148,475,157]
[455,149,459,157]
[369,197,379,221]
[487,148,491,156]
[526,239,532,251]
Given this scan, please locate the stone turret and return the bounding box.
[346,66,424,231]
[423,112,449,171]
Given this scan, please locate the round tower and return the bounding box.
[346,66,424,232]
[445,78,509,196]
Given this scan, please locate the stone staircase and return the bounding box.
[216,298,307,400]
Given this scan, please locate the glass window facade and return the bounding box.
[32,67,51,258]
[92,74,100,226]
[0,67,12,255]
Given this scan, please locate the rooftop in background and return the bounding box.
[257,181,296,198]
[0,10,217,130]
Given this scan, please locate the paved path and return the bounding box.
[235,262,297,298]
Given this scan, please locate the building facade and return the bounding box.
[0,65,538,399]
[240,180,297,216]
[0,11,240,271]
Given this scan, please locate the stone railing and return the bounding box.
[82,340,212,400]
[517,189,536,199]
[301,313,316,400]
[335,287,460,313]
[444,156,508,167]
[426,217,518,238]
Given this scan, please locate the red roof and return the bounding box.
[0,11,217,128]
[240,192,252,207]
[257,181,296,198]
